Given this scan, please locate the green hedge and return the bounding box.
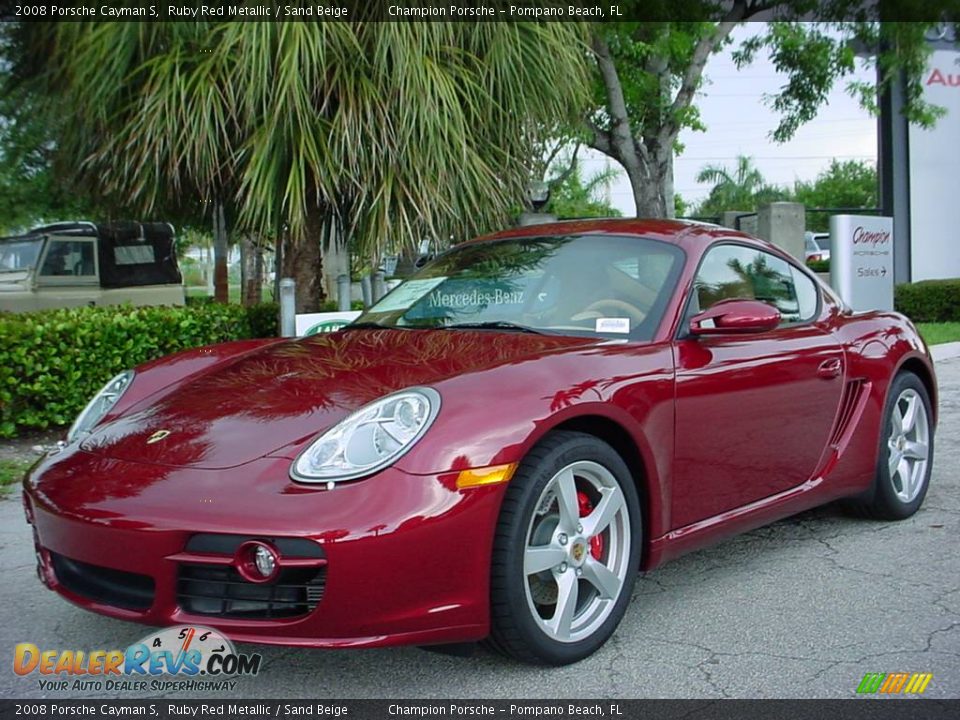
[0,302,281,437]
[246,302,280,338]
[895,279,960,323]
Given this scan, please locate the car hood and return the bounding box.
[80,329,599,469]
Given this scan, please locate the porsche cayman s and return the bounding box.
[23,219,937,665]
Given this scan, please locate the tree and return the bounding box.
[585,5,949,218]
[793,159,878,231]
[545,152,623,219]
[694,155,789,217]
[0,77,95,233]
[9,21,590,311]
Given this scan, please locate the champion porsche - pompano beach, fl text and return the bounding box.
[388,5,620,18]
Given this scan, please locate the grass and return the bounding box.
[185,285,278,304]
[916,322,960,347]
[0,459,32,494]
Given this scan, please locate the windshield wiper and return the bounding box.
[339,322,395,332]
[340,322,427,332]
[441,321,545,335]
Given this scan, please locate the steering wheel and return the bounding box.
[571,298,647,326]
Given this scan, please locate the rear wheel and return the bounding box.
[849,371,934,520]
[489,431,641,665]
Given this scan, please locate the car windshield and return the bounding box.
[0,237,43,273]
[355,234,684,340]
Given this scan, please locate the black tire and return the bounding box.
[488,431,642,665]
[847,371,934,520]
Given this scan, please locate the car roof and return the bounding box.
[473,217,755,255]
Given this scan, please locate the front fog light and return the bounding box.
[236,541,280,583]
[254,545,277,578]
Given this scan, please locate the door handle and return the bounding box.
[817,357,842,379]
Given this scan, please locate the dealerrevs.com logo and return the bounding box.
[13,625,261,693]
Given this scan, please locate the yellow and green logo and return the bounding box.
[856,672,933,695]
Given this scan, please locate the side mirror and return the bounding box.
[689,299,781,336]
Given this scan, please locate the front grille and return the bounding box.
[177,564,326,619]
[50,552,155,611]
[185,533,325,558]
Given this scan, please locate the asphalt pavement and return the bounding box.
[1,357,958,700]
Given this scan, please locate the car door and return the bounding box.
[671,242,845,529]
[35,236,100,310]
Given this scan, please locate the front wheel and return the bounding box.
[488,431,641,665]
[849,371,934,520]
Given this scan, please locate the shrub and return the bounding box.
[246,302,279,338]
[184,294,215,306]
[0,303,252,437]
[806,259,830,273]
[0,298,362,436]
[895,279,960,323]
[318,299,366,312]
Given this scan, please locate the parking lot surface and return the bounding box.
[1,359,958,700]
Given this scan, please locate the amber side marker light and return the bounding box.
[456,463,518,489]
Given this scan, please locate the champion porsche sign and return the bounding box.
[830,215,894,312]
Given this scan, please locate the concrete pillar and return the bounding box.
[322,234,349,300]
[337,274,350,312]
[738,215,759,237]
[279,278,296,338]
[720,211,753,231]
[360,275,372,308]
[757,202,805,262]
[373,271,387,302]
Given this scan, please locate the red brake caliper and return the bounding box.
[577,490,604,560]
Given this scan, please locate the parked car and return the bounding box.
[805,231,831,264]
[0,221,184,313]
[24,219,936,665]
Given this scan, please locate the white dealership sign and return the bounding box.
[909,48,960,281]
[295,311,361,336]
[830,215,894,312]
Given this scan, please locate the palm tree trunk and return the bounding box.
[280,205,327,312]
[252,235,264,304]
[240,233,262,307]
[213,200,229,303]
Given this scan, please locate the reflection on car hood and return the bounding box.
[80,329,599,469]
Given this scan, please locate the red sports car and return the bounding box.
[23,219,936,665]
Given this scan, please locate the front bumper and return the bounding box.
[23,449,504,648]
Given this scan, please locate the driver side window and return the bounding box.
[694,244,804,323]
[40,239,96,277]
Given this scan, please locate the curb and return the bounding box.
[931,341,960,364]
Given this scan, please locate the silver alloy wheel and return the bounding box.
[887,387,930,503]
[523,460,631,644]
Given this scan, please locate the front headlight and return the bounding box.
[291,387,441,484]
[67,370,135,444]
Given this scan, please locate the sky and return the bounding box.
[577,25,878,216]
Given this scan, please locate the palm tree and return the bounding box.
[10,21,590,311]
[695,155,788,217]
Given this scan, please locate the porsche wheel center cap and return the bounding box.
[571,540,587,566]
